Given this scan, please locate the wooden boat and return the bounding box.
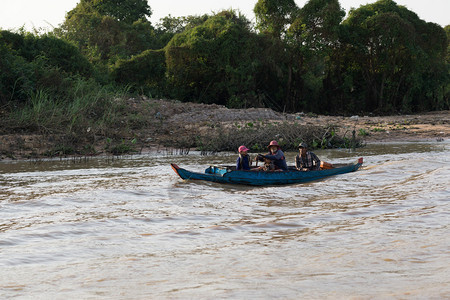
[171,158,363,186]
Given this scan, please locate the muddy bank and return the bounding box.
[0,98,448,160]
[138,98,449,143]
[299,111,449,143]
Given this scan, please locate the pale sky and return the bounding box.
[0,0,448,32]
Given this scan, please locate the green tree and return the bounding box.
[444,25,450,107]
[281,0,345,112]
[111,49,166,95]
[55,0,155,63]
[338,0,448,113]
[445,25,450,63]
[154,14,209,48]
[0,30,93,104]
[92,0,151,24]
[289,0,344,53]
[165,10,287,108]
[0,36,34,104]
[254,0,298,39]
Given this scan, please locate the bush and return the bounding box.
[0,30,94,104]
[0,30,92,76]
[111,49,166,93]
[0,39,35,104]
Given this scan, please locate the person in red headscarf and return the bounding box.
[256,140,288,171]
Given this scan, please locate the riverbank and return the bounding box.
[299,110,449,143]
[0,98,448,160]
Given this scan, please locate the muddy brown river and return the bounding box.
[1,142,449,299]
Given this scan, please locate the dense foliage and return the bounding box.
[0,0,448,115]
[0,30,92,105]
[164,11,285,108]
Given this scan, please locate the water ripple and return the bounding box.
[0,143,449,298]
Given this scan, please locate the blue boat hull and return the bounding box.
[171,158,363,186]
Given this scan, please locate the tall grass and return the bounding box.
[7,77,130,137]
[13,89,63,131]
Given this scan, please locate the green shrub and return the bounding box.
[0,30,94,105]
[358,128,369,136]
[0,37,35,104]
[0,30,92,76]
[111,49,166,93]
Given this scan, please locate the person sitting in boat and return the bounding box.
[236,145,252,170]
[295,142,321,171]
[256,140,288,171]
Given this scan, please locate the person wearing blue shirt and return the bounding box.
[257,140,288,171]
[236,145,252,170]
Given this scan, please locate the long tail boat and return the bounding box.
[171,158,363,186]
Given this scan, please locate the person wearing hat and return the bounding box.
[256,140,288,171]
[236,145,252,170]
[295,142,321,171]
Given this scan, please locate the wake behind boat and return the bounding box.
[171,158,363,186]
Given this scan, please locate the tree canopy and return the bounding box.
[1,0,448,114]
[55,0,156,62]
[91,0,152,23]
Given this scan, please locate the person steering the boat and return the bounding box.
[236,145,252,170]
[256,140,288,171]
[295,142,321,171]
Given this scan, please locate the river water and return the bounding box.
[1,142,449,299]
